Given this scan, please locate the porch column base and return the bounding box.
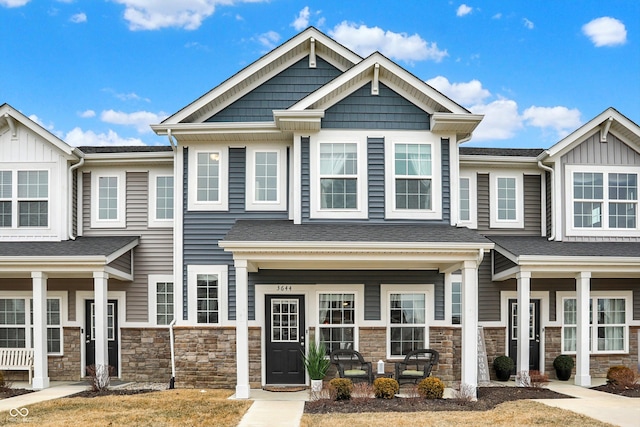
[574,374,591,387]
[32,377,50,390]
[235,384,251,399]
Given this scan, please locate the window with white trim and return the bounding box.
[0,170,49,228]
[0,297,62,354]
[388,293,426,357]
[246,146,287,211]
[572,171,638,230]
[451,281,462,325]
[318,293,355,354]
[458,172,477,228]
[187,265,227,324]
[157,282,174,325]
[490,172,524,228]
[562,296,628,353]
[91,171,126,228]
[188,148,228,211]
[459,177,470,222]
[148,171,174,227]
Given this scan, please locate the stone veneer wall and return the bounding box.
[120,328,172,382]
[482,327,507,381]
[171,326,261,389]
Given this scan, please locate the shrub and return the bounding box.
[606,366,638,389]
[493,355,514,371]
[329,378,353,401]
[0,371,4,389]
[373,377,399,399]
[417,377,445,399]
[452,383,476,402]
[86,364,114,392]
[553,354,575,371]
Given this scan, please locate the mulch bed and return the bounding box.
[590,382,640,397]
[69,389,157,398]
[305,387,570,413]
[0,387,34,399]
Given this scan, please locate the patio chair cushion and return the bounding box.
[344,369,368,376]
[401,370,424,377]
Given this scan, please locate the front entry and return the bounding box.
[508,299,540,371]
[265,295,305,385]
[85,300,119,376]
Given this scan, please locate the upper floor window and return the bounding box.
[246,146,287,211]
[567,166,640,236]
[310,135,367,219]
[91,171,126,228]
[148,171,174,227]
[0,170,49,228]
[489,172,524,228]
[188,148,228,211]
[385,136,441,220]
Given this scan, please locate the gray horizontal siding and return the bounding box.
[368,137,385,220]
[493,251,517,274]
[248,270,444,321]
[108,252,132,275]
[206,56,340,122]
[478,255,500,322]
[323,83,430,130]
[441,139,450,224]
[82,171,173,322]
[477,173,490,230]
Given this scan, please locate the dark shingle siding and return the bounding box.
[490,235,640,258]
[0,235,138,257]
[460,147,544,157]
[78,146,172,154]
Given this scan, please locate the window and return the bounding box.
[91,171,125,228]
[489,172,524,228]
[187,265,227,325]
[0,170,49,228]
[562,295,628,354]
[156,282,174,325]
[148,171,174,227]
[567,166,639,235]
[0,297,62,354]
[459,178,470,222]
[188,148,228,211]
[318,293,355,354]
[246,146,287,211]
[389,293,426,357]
[451,281,461,325]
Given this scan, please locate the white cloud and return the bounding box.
[28,114,55,132]
[70,12,87,23]
[79,110,96,118]
[0,0,30,7]
[582,17,627,47]
[470,99,523,141]
[100,110,167,133]
[65,127,145,147]
[523,18,534,30]
[113,0,264,31]
[291,6,310,31]
[456,4,472,17]
[426,76,491,106]
[329,22,448,63]
[102,88,151,103]
[257,31,281,50]
[492,13,502,20]
[522,106,582,138]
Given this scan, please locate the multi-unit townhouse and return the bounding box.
[1,27,639,397]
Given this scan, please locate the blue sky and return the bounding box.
[1,1,638,148]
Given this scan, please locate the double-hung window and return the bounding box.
[394,143,432,210]
[188,148,228,211]
[187,265,227,324]
[0,170,49,228]
[148,171,174,227]
[91,171,125,228]
[567,166,640,235]
[0,297,62,354]
[318,293,355,354]
[490,172,524,228]
[562,295,628,353]
[389,292,426,357]
[246,146,287,211]
[458,172,477,228]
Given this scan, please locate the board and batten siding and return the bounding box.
[181,147,289,321]
[206,56,341,123]
[82,171,174,322]
[561,132,640,242]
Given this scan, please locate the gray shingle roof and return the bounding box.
[223,220,492,244]
[0,236,139,257]
[78,146,172,154]
[460,147,545,157]
[489,236,640,258]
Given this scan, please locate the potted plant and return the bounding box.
[493,355,514,381]
[553,355,574,381]
[302,341,331,392]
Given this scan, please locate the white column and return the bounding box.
[516,271,531,386]
[461,260,478,396]
[31,272,50,389]
[235,260,250,399]
[93,271,109,369]
[575,272,591,386]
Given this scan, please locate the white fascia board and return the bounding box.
[81,152,173,165]
[104,239,139,264]
[430,113,484,134]
[152,122,281,136]
[219,240,494,252]
[460,155,540,167]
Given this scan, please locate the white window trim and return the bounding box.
[0,167,53,231]
[309,132,368,219]
[0,291,66,356]
[381,284,434,360]
[458,171,477,229]
[565,165,640,237]
[246,145,288,211]
[91,170,126,229]
[490,171,524,229]
[558,290,631,355]
[446,273,462,326]
[148,169,174,228]
[148,274,174,326]
[384,134,442,220]
[187,147,229,212]
[187,264,228,326]
[316,290,359,352]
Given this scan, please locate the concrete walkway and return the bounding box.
[234,389,308,427]
[0,381,87,414]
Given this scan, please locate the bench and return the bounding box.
[0,348,34,384]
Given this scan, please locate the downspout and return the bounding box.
[68,152,85,240]
[167,128,176,151]
[169,319,176,389]
[537,160,555,241]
